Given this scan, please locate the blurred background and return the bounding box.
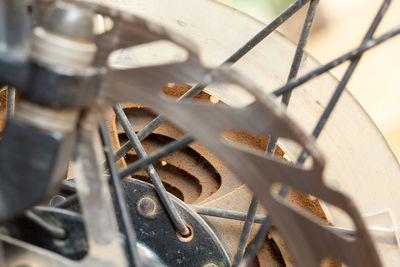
[218,0,400,161]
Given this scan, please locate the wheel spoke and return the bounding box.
[296,0,390,162]
[239,1,319,264]
[241,216,272,267]
[242,0,391,265]
[190,205,265,224]
[267,0,319,153]
[225,0,311,64]
[273,31,399,95]
[24,210,67,240]
[112,114,164,163]
[113,104,190,235]
[99,120,140,267]
[119,135,194,178]
[282,0,320,106]
[232,197,258,267]
[54,194,79,209]
[56,134,193,209]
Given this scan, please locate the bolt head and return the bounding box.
[137,197,157,217]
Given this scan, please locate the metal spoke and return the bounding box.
[24,210,67,240]
[296,0,390,162]
[238,1,319,264]
[273,32,400,97]
[240,216,272,267]
[283,0,319,105]
[119,135,194,178]
[99,120,140,267]
[225,0,310,64]
[56,134,193,209]
[241,0,390,265]
[113,104,190,235]
[267,0,319,154]
[232,197,258,267]
[191,205,356,236]
[54,193,79,209]
[112,114,165,163]
[111,0,311,163]
[190,205,265,224]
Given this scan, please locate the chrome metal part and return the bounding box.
[0,0,99,223]
[30,1,97,69]
[31,27,97,69]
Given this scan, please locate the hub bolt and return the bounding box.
[137,197,157,217]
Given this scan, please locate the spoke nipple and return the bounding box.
[177,224,193,242]
[180,226,191,237]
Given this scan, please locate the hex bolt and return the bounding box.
[137,197,157,217]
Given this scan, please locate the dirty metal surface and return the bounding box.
[120,178,230,267]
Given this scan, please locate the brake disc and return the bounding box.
[0,0,399,266]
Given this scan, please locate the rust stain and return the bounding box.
[162,84,211,101]
[201,184,247,206]
[287,190,328,221]
[221,129,285,157]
